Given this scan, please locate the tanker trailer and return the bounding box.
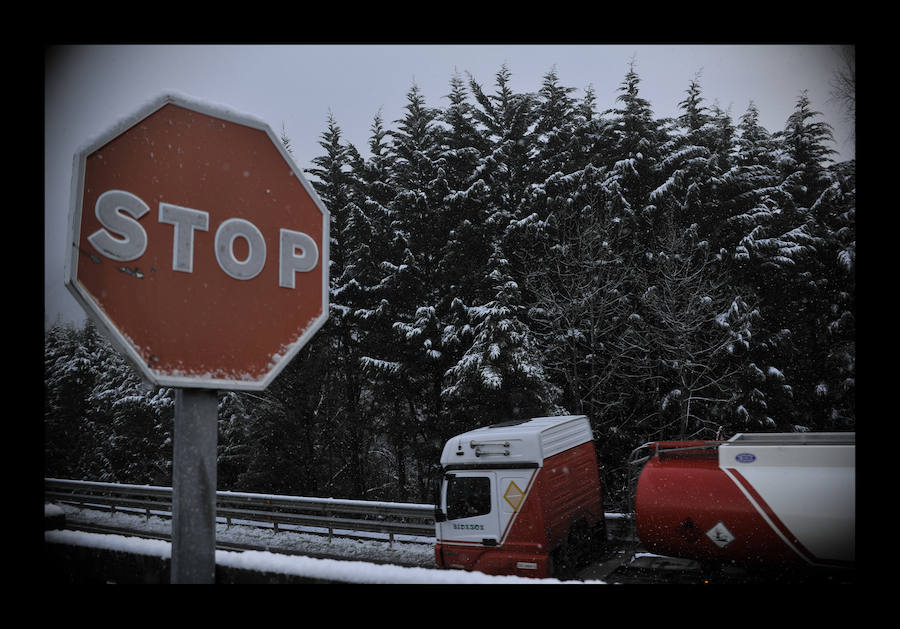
[631,432,854,570]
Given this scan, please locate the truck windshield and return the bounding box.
[446,475,491,520]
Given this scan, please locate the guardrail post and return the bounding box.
[171,388,218,584]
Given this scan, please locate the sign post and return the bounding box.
[171,389,218,583]
[65,93,329,583]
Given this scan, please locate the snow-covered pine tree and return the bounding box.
[771,92,852,429]
[512,67,585,298]
[713,101,799,431]
[466,64,539,249]
[650,74,732,245]
[216,391,253,490]
[596,62,670,428]
[443,245,558,423]
[531,67,579,181]
[814,158,855,428]
[436,73,490,328]
[235,365,327,496]
[351,109,397,339]
[733,92,836,277]
[306,112,354,288]
[444,66,561,428]
[386,83,447,350]
[520,74,613,419]
[721,101,784,255]
[777,91,839,210]
[709,103,737,178]
[346,112,426,500]
[727,91,846,429]
[44,320,174,484]
[433,73,498,438]
[305,113,381,498]
[85,339,173,483]
[602,60,668,251]
[45,321,105,479]
[373,84,454,498]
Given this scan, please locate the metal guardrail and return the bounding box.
[45,478,437,543]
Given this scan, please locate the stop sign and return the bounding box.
[65,93,329,391]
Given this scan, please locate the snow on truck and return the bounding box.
[434,415,606,579]
[434,416,855,579]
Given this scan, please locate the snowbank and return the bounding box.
[45,528,605,584]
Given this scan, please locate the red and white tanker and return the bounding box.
[632,432,855,570]
[434,416,855,579]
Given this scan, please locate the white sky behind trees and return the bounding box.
[44,44,855,327]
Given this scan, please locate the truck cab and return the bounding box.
[434,415,606,579]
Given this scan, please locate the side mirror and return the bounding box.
[434,477,447,522]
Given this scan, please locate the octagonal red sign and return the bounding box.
[65,93,329,390]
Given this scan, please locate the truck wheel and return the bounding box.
[550,545,573,580]
[567,521,592,570]
[589,519,607,560]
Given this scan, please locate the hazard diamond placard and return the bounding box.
[504,481,525,511]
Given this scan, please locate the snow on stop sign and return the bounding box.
[65,93,329,391]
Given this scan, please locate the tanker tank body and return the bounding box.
[632,432,854,571]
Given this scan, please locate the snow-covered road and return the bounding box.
[45,502,608,584]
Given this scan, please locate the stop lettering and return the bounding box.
[89,189,319,286]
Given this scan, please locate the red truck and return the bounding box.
[434,416,855,579]
[434,415,606,579]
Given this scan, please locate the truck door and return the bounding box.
[441,471,500,546]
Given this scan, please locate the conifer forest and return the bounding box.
[44,63,856,509]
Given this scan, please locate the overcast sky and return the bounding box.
[44,44,855,327]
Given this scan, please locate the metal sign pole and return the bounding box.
[171,388,218,584]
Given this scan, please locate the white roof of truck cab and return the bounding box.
[440,415,593,469]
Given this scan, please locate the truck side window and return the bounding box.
[446,476,491,520]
